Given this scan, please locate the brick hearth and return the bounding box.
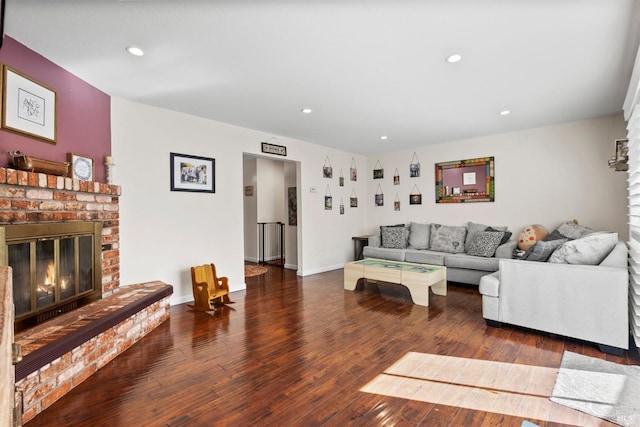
[0,167,173,424]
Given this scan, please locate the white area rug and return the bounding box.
[550,351,640,427]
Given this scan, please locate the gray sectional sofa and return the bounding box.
[362,222,517,285]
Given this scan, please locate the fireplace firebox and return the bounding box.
[0,222,102,332]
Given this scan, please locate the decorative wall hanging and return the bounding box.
[393,168,400,185]
[410,184,422,205]
[170,152,215,193]
[2,65,57,143]
[375,184,384,206]
[323,156,333,178]
[245,186,254,196]
[350,158,357,181]
[68,153,94,181]
[261,139,287,156]
[373,160,384,179]
[394,194,400,211]
[288,187,297,225]
[350,189,358,207]
[324,185,332,210]
[410,152,420,177]
[340,198,345,215]
[435,156,495,203]
[339,169,344,186]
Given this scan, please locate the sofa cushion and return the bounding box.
[521,238,567,262]
[362,246,406,262]
[408,222,430,250]
[430,224,467,254]
[547,232,618,265]
[486,227,513,245]
[556,221,592,239]
[466,231,505,258]
[444,253,500,272]
[380,225,409,249]
[466,222,507,249]
[404,249,445,266]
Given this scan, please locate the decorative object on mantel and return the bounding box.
[373,160,384,179]
[104,155,115,184]
[394,193,400,211]
[375,183,384,206]
[339,169,344,186]
[170,152,215,193]
[435,156,495,203]
[68,153,94,181]
[410,152,420,177]
[350,158,357,181]
[393,168,400,185]
[7,150,68,176]
[323,156,333,178]
[2,65,57,143]
[324,185,332,210]
[410,184,422,205]
[261,138,287,156]
[340,197,344,215]
[350,189,358,207]
[609,138,629,171]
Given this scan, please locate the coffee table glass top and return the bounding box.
[353,258,440,274]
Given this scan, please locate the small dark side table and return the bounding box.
[352,236,369,260]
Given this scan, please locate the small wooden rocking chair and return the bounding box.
[189,263,234,313]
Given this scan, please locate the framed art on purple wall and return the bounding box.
[1,65,57,143]
[435,156,494,203]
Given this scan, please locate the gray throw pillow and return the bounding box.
[430,224,467,254]
[521,238,567,262]
[466,231,505,257]
[466,221,507,249]
[408,222,430,250]
[380,225,410,249]
[556,221,592,239]
[548,232,618,265]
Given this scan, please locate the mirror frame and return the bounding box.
[435,156,494,203]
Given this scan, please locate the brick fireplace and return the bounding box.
[0,166,173,424]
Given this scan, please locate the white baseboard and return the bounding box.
[297,263,344,276]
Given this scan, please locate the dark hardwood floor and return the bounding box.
[28,265,640,426]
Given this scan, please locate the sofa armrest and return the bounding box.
[497,258,628,349]
[494,240,517,259]
[367,235,381,248]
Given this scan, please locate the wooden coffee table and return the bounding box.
[343,258,446,306]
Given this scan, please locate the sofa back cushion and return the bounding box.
[430,224,467,254]
[408,222,430,249]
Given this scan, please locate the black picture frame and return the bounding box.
[170,152,215,193]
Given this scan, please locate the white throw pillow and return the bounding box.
[547,232,618,265]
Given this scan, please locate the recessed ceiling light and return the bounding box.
[380,136,388,140]
[301,108,312,114]
[499,110,511,116]
[446,54,462,63]
[126,46,145,57]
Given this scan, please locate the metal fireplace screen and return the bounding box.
[1,222,102,331]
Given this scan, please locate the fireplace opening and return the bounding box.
[1,222,102,332]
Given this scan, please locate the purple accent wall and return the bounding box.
[442,165,487,193]
[0,37,110,182]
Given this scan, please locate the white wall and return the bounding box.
[242,157,258,262]
[284,162,298,269]
[366,114,629,240]
[256,158,285,223]
[111,97,369,304]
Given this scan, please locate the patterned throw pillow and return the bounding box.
[466,231,505,257]
[521,238,567,262]
[380,225,410,249]
[429,224,467,254]
[548,232,618,265]
[556,221,592,239]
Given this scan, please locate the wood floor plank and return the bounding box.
[26,264,639,426]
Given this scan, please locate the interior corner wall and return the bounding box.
[284,162,298,269]
[256,158,285,223]
[111,97,368,305]
[243,157,258,262]
[366,114,629,240]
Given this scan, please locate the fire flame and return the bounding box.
[44,262,55,285]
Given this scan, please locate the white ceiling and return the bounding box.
[4,0,640,154]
